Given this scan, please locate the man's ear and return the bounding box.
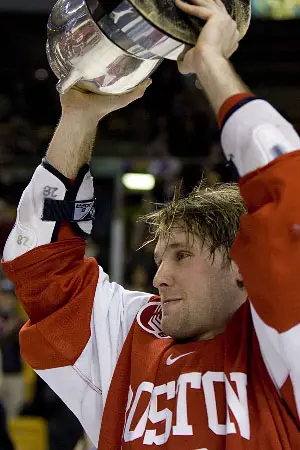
[231,260,244,289]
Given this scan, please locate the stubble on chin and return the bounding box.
[161,313,187,340]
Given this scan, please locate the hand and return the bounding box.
[176,0,240,76]
[60,79,152,125]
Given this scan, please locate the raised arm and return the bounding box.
[1,82,152,445]
[177,0,300,424]
[46,83,151,178]
[176,0,250,114]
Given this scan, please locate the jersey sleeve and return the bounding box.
[220,95,300,424]
[1,165,151,445]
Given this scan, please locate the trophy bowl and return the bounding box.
[47,0,251,95]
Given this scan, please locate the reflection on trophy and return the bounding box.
[47,0,251,95]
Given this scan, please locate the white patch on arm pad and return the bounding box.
[221,99,300,176]
[3,165,67,261]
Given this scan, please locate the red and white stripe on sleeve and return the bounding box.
[219,94,300,423]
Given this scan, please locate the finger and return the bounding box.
[227,42,239,58]
[116,79,152,106]
[213,0,228,12]
[71,85,91,94]
[177,50,195,74]
[177,60,191,75]
[175,0,216,19]
[128,79,152,97]
[195,79,203,90]
[182,0,221,7]
[179,0,225,13]
[137,78,153,95]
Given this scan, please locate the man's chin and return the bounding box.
[161,320,175,338]
[161,320,188,340]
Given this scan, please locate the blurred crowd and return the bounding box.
[0,61,228,160]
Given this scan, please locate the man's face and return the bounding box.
[153,229,246,341]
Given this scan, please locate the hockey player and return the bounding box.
[2,0,300,448]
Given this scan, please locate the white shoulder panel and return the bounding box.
[221,99,300,176]
[91,268,151,404]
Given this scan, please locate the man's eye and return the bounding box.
[176,252,189,261]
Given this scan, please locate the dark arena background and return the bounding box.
[0,0,299,449]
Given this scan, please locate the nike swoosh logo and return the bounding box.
[166,352,195,366]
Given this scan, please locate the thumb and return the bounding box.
[127,79,152,100]
[114,79,152,109]
[195,79,203,90]
[177,49,196,75]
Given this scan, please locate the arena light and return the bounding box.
[121,173,155,191]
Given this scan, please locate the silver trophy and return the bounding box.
[47,0,251,95]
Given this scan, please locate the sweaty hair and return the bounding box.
[139,182,247,266]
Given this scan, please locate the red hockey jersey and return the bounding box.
[2,95,300,449]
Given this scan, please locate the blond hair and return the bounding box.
[140,182,247,265]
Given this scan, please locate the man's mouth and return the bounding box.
[162,298,182,304]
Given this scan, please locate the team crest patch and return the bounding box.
[137,302,170,339]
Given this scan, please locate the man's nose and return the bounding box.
[153,263,173,289]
